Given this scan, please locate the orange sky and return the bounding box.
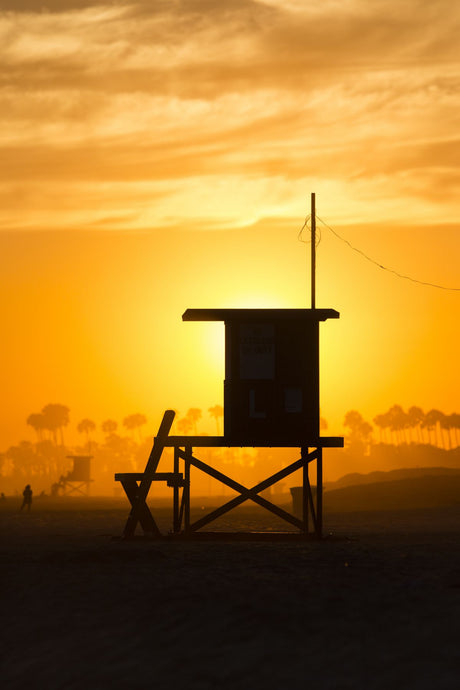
[1,0,459,450]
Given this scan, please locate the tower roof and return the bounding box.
[182,308,339,322]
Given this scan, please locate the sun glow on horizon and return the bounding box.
[1,0,459,470]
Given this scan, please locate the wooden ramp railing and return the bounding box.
[115,410,180,538]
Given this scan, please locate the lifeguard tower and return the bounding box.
[60,455,93,496]
[116,194,343,538]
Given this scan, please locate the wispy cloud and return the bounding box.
[1,0,459,230]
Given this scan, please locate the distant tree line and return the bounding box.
[372,405,460,449]
[1,402,458,494]
[344,405,460,453]
[0,404,224,494]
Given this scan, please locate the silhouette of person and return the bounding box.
[20,484,33,512]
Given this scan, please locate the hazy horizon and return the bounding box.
[1,1,459,453]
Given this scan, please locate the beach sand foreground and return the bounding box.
[1,498,459,689]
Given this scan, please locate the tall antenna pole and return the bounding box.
[311,192,316,309]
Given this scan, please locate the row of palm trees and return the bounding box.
[176,406,224,435]
[76,414,148,445]
[24,403,460,450]
[2,402,458,495]
[372,405,460,449]
[26,404,70,445]
[344,406,460,451]
[26,406,152,446]
[26,404,225,447]
[1,405,226,493]
[19,399,460,460]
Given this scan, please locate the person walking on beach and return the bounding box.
[20,484,33,512]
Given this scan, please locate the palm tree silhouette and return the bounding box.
[101,419,118,436]
[408,406,425,444]
[343,410,373,454]
[423,409,443,448]
[439,412,453,450]
[450,413,460,448]
[41,404,70,445]
[208,405,223,435]
[387,405,409,445]
[123,413,147,442]
[186,408,202,435]
[177,417,193,434]
[26,413,46,442]
[372,413,387,443]
[77,418,96,446]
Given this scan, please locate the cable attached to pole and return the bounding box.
[317,216,460,292]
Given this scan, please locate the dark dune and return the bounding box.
[1,479,459,689]
[327,465,460,489]
[324,473,460,513]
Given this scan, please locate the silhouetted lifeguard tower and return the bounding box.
[60,455,93,496]
[116,194,343,538]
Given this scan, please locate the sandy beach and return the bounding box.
[2,496,459,689]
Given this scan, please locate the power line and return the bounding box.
[315,215,460,292]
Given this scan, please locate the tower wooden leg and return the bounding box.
[184,446,191,535]
[173,446,180,533]
[302,446,309,536]
[316,447,323,538]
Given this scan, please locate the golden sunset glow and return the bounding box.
[1,1,459,481]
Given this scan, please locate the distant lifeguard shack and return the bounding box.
[60,455,93,496]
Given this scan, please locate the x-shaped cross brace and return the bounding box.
[177,447,318,533]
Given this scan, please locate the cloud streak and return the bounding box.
[1,0,459,230]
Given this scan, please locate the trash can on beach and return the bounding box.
[290,485,317,517]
